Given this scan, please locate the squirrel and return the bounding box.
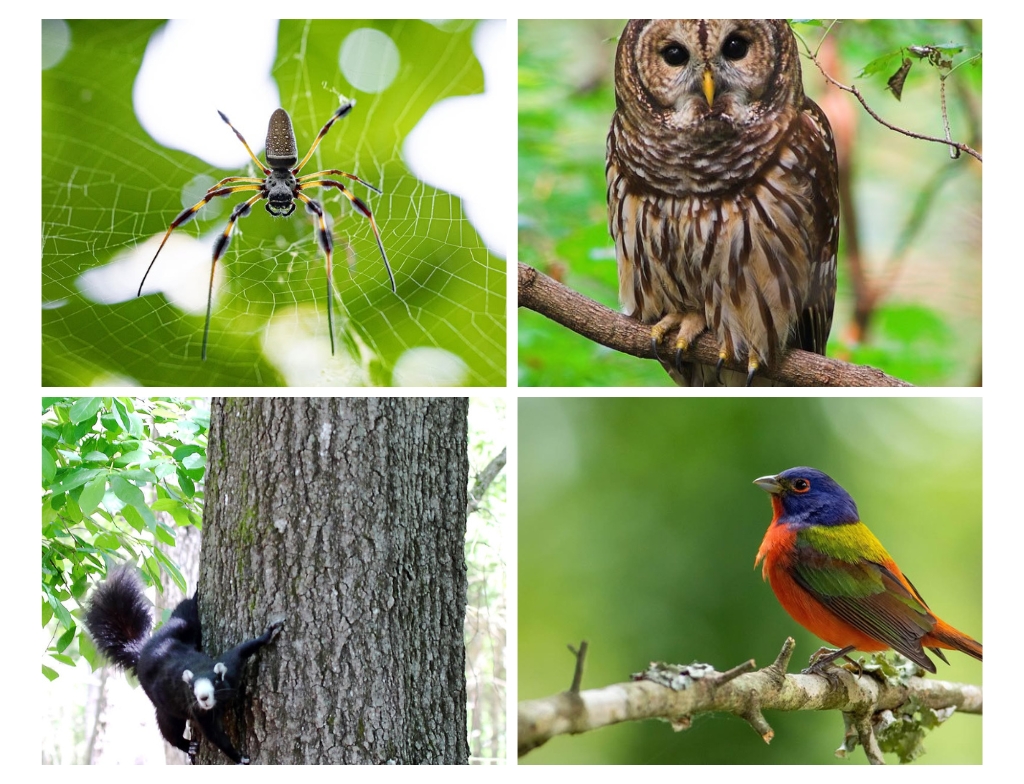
[84,566,283,764]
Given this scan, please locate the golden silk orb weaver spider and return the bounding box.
[136,101,395,360]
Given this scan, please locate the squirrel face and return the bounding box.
[182,669,217,710]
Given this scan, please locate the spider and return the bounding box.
[136,101,395,360]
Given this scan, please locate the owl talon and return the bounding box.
[746,363,759,387]
[650,314,685,362]
[714,356,725,385]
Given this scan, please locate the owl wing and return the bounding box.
[792,97,839,357]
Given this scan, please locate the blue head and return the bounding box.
[753,467,860,528]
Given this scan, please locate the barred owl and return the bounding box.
[607,19,839,385]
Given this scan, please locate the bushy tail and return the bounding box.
[85,567,153,672]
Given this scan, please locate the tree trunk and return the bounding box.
[197,397,470,764]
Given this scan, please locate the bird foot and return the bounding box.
[649,311,706,363]
[801,645,856,678]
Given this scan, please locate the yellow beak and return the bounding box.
[702,68,715,108]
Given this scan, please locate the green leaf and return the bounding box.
[56,624,77,653]
[42,665,59,682]
[42,447,57,484]
[115,449,148,466]
[69,397,103,423]
[153,550,186,592]
[94,532,121,550]
[181,452,205,471]
[111,397,130,430]
[154,524,176,546]
[47,592,74,629]
[78,474,107,515]
[49,467,103,494]
[177,470,195,498]
[172,444,204,461]
[150,498,181,512]
[110,474,147,508]
[121,504,145,532]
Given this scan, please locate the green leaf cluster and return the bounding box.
[41,397,208,680]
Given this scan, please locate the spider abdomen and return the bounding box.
[265,108,298,169]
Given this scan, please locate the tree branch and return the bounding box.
[518,263,912,387]
[467,447,506,516]
[518,638,982,764]
[796,28,982,163]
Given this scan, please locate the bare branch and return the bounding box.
[567,641,588,693]
[518,638,982,764]
[796,30,982,163]
[518,263,912,387]
[466,447,506,516]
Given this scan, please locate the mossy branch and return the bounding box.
[517,638,981,764]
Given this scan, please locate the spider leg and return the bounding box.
[207,176,266,191]
[201,192,265,360]
[293,102,356,174]
[217,110,271,174]
[297,169,382,195]
[295,192,337,356]
[137,185,263,297]
[299,179,396,294]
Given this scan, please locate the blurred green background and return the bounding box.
[42,20,505,386]
[519,397,982,764]
[519,20,982,386]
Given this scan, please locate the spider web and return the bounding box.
[42,19,506,386]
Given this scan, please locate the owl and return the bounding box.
[607,19,839,385]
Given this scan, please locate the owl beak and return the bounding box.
[702,68,715,108]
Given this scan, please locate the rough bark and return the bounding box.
[198,397,470,764]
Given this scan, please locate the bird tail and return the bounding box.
[84,567,153,673]
[925,619,983,662]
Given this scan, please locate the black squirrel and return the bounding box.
[85,567,283,764]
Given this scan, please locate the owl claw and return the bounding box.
[650,334,662,361]
[746,362,759,387]
[650,314,685,362]
[714,356,725,385]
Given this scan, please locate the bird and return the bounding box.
[753,467,982,673]
[607,20,839,385]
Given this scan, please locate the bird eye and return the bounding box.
[792,478,811,493]
[722,34,750,61]
[660,44,689,67]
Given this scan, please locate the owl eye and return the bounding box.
[660,43,689,67]
[791,478,811,493]
[722,34,750,60]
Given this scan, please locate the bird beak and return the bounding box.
[702,68,715,108]
[753,475,782,494]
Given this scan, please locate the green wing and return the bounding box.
[791,523,937,669]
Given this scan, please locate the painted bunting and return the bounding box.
[754,467,982,673]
